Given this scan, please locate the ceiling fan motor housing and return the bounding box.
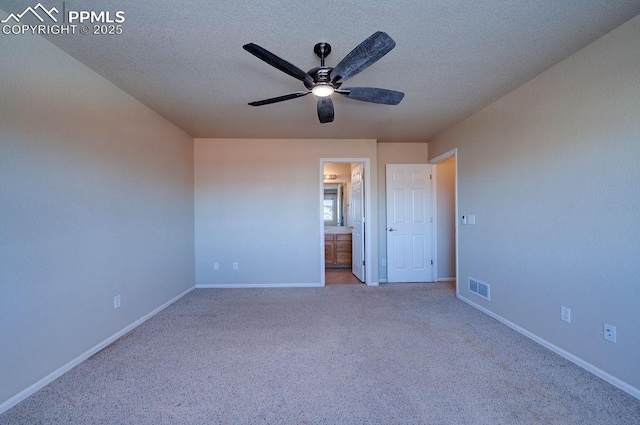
[304,67,341,91]
[307,42,341,92]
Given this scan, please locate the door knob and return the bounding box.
[388,227,397,232]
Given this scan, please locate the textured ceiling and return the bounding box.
[2,1,639,142]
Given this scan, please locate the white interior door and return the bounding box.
[386,164,433,283]
[351,164,365,282]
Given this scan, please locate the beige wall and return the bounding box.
[194,138,377,286]
[0,32,195,406]
[428,16,640,394]
[376,143,429,281]
[435,157,456,280]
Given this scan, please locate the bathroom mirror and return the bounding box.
[324,184,344,226]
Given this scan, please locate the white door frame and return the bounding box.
[320,158,373,286]
[429,149,459,296]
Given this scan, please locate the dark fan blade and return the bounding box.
[338,87,404,105]
[317,97,334,123]
[330,32,396,83]
[248,91,310,106]
[243,43,314,85]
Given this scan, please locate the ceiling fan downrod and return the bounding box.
[313,42,331,66]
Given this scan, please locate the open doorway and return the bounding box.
[430,149,458,295]
[320,159,372,286]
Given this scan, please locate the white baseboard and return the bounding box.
[196,283,323,288]
[196,282,378,288]
[380,280,446,284]
[437,277,456,282]
[0,286,195,415]
[457,294,640,401]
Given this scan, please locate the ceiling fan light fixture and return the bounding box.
[312,84,334,97]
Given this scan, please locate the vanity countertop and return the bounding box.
[324,226,352,234]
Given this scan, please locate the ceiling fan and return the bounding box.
[243,31,404,124]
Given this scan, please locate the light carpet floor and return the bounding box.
[2,282,639,424]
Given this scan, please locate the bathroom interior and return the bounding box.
[323,163,361,284]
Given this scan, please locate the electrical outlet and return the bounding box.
[560,306,571,323]
[233,262,238,270]
[114,295,121,309]
[213,262,219,270]
[604,324,616,343]
[468,215,476,225]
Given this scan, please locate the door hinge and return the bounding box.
[362,260,365,266]
[430,217,433,223]
[430,260,433,265]
[430,174,432,180]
